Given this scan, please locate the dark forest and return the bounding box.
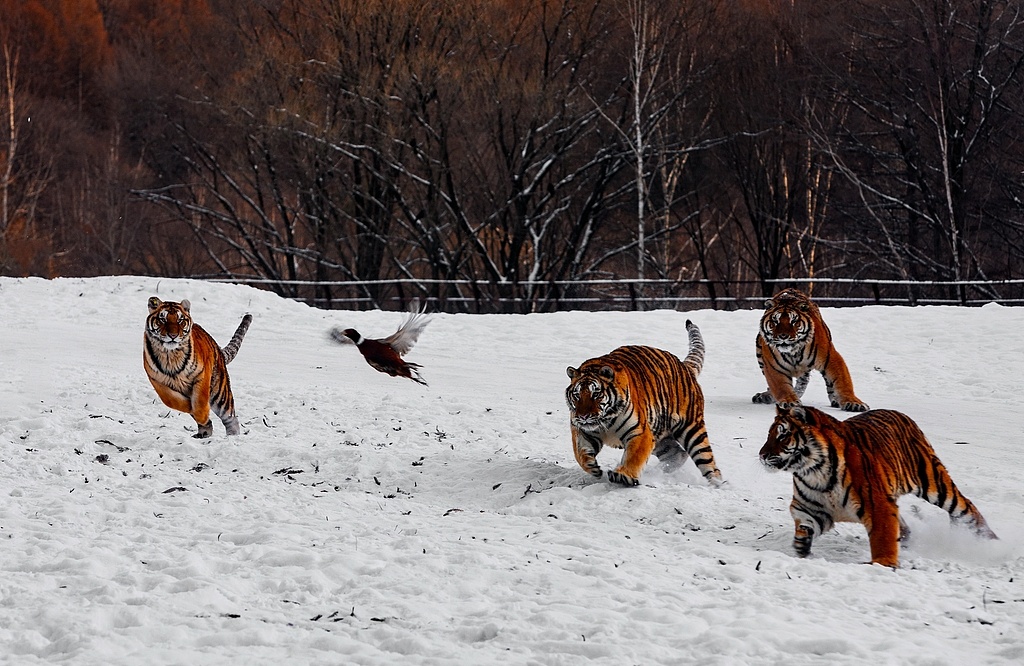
[2,0,1023,310]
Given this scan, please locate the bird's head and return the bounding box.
[342,328,363,344]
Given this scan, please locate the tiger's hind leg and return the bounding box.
[209,371,242,436]
[794,373,810,399]
[210,398,240,436]
[218,413,240,436]
[898,515,911,542]
[653,438,686,472]
[864,500,901,567]
[676,420,723,486]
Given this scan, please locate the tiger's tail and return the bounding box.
[683,320,705,377]
[221,314,253,364]
[925,456,999,540]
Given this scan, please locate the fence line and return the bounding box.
[204,276,1024,311]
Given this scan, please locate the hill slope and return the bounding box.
[1,277,1022,665]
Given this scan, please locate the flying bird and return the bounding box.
[329,304,431,386]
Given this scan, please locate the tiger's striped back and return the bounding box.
[564,320,722,487]
[144,297,252,438]
[760,405,996,567]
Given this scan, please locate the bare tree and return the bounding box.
[818,0,1024,301]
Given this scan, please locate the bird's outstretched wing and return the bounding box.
[381,302,432,356]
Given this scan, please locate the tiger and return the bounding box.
[144,297,253,438]
[753,287,868,412]
[564,320,723,487]
[759,404,997,568]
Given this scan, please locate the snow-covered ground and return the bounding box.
[1,276,1022,665]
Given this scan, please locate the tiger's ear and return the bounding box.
[181,299,191,312]
[764,298,774,308]
[566,366,578,380]
[778,404,808,423]
[148,296,162,312]
[599,365,615,381]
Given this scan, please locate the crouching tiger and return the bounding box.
[760,404,997,567]
[753,288,868,412]
[144,297,252,438]
[565,320,723,487]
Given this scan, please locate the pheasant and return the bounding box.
[330,305,431,386]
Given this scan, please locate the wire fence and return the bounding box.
[206,276,1024,312]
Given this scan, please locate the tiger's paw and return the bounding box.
[837,400,869,412]
[706,473,725,488]
[869,559,899,569]
[607,470,640,487]
[751,391,775,405]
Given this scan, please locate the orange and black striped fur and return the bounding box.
[565,320,723,487]
[753,288,868,412]
[144,297,252,438]
[760,405,997,567]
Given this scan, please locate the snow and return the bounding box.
[1,275,1022,665]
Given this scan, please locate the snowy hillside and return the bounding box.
[1,276,1022,665]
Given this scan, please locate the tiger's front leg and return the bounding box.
[609,431,655,487]
[763,369,802,407]
[790,500,829,558]
[571,430,603,478]
[753,338,802,406]
[794,524,815,558]
[822,355,868,412]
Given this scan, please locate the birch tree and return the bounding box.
[0,42,52,273]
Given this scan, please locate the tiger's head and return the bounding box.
[759,288,819,352]
[759,404,831,474]
[146,297,194,350]
[565,363,625,433]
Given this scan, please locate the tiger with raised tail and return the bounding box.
[753,288,868,412]
[565,320,723,487]
[759,404,997,568]
[144,297,252,438]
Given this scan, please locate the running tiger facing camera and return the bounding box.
[144,297,252,438]
[565,320,723,488]
[753,288,868,412]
